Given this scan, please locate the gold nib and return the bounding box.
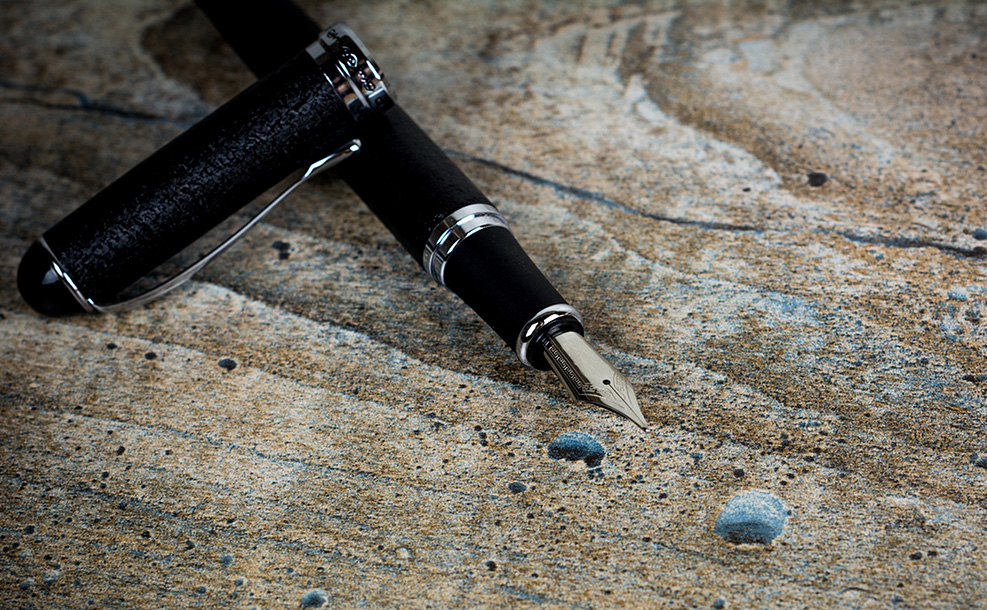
[542,331,648,429]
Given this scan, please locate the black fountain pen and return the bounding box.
[19,1,646,428]
[196,0,646,428]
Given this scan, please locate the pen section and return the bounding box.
[38,49,355,306]
[441,227,580,371]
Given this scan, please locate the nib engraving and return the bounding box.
[543,331,648,429]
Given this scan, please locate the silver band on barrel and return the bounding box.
[515,304,583,368]
[422,204,510,286]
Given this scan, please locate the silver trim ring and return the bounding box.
[423,203,510,286]
[38,236,96,313]
[307,23,392,121]
[516,304,582,368]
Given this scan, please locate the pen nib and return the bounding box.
[542,331,648,429]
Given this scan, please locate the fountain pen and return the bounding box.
[20,0,646,428]
[195,0,648,428]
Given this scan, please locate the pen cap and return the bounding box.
[18,24,391,315]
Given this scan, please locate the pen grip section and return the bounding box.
[442,228,579,370]
[42,50,354,304]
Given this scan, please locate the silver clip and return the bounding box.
[44,139,362,314]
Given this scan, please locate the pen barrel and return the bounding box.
[340,107,491,261]
[41,49,357,305]
[196,0,321,76]
[341,107,581,369]
[194,0,583,368]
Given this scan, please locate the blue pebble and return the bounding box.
[300,589,329,608]
[547,432,606,468]
[714,490,786,544]
[219,553,234,566]
[508,482,527,494]
[947,288,969,301]
[972,228,987,240]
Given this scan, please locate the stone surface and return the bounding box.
[1,1,986,608]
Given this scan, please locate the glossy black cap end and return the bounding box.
[17,242,86,316]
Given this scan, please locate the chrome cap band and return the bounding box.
[516,304,583,368]
[423,203,510,286]
[307,23,392,121]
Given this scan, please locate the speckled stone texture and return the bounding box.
[1,1,986,608]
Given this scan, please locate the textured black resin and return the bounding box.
[26,48,355,308]
[341,106,495,260]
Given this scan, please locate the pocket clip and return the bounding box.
[41,139,362,313]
